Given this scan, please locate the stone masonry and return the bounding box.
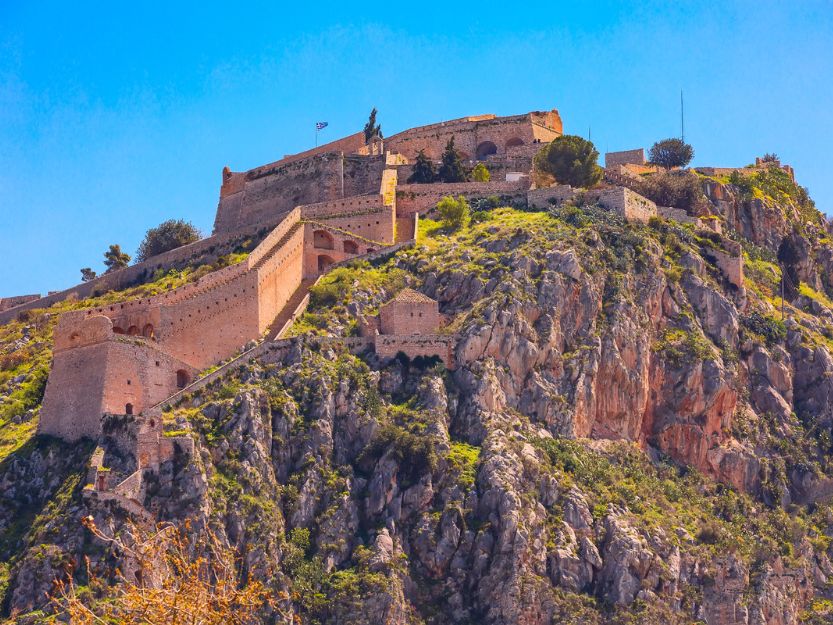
[36,108,566,442]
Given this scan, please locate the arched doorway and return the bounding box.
[125,403,133,415]
[343,240,359,254]
[142,324,155,338]
[176,370,190,389]
[113,326,126,335]
[506,137,524,149]
[127,325,140,336]
[313,230,335,250]
[475,141,497,160]
[318,255,335,272]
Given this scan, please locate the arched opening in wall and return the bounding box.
[125,403,133,415]
[142,324,155,339]
[127,325,140,336]
[367,248,375,254]
[475,141,498,160]
[313,230,335,250]
[506,137,524,149]
[343,240,359,254]
[318,255,335,272]
[113,327,126,335]
[176,370,190,389]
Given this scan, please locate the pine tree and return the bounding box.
[80,267,97,282]
[407,149,437,183]
[103,244,131,273]
[438,137,467,183]
[364,108,382,142]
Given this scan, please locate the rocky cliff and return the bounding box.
[4,170,833,624]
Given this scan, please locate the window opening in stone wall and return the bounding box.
[125,403,133,415]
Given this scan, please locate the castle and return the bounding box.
[15,106,753,444]
[34,109,564,442]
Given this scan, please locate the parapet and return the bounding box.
[0,294,41,312]
[599,187,657,223]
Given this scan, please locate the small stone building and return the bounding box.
[379,288,440,335]
[374,289,454,367]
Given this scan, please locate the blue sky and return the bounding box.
[1,1,832,297]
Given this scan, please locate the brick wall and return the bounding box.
[0,294,40,312]
[605,148,646,169]
[527,185,575,209]
[40,329,195,441]
[379,297,440,335]
[374,335,454,368]
[599,187,657,222]
[213,153,385,234]
[396,181,528,216]
[385,111,561,161]
[0,222,267,326]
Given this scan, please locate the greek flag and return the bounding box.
[316,121,328,130]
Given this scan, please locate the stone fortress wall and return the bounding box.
[0,294,41,312]
[33,107,576,442]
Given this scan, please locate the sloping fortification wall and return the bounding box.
[396,181,529,216]
[214,152,385,234]
[0,294,40,312]
[0,223,267,326]
[385,110,562,161]
[300,195,395,244]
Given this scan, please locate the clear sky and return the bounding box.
[1,1,832,297]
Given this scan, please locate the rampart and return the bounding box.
[396,181,528,216]
[599,187,657,222]
[0,294,41,312]
[527,185,575,210]
[605,148,646,169]
[214,153,386,234]
[0,222,268,326]
[33,108,565,445]
[374,335,454,368]
[385,110,562,161]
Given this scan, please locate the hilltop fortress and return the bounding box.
[33,109,565,441]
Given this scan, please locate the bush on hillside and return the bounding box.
[649,138,694,169]
[640,170,708,213]
[471,162,490,182]
[436,195,470,230]
[136,219,201,262]
[533,135,602,188]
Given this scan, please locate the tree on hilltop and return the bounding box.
[649,138,694,169]
[364,108,382,142]
[80,268,97,282]
[136,219,201,262]
[407,149,437,183]
[761,153,780,163]
[438,137,468,183]
[103,244,131,273]
[436,195,470,231]
[534,135,603,188]
[471,162,491,182]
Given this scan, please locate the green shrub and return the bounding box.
[471,162,490,182]
[436,195,471,231]
[741,312,786,346]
